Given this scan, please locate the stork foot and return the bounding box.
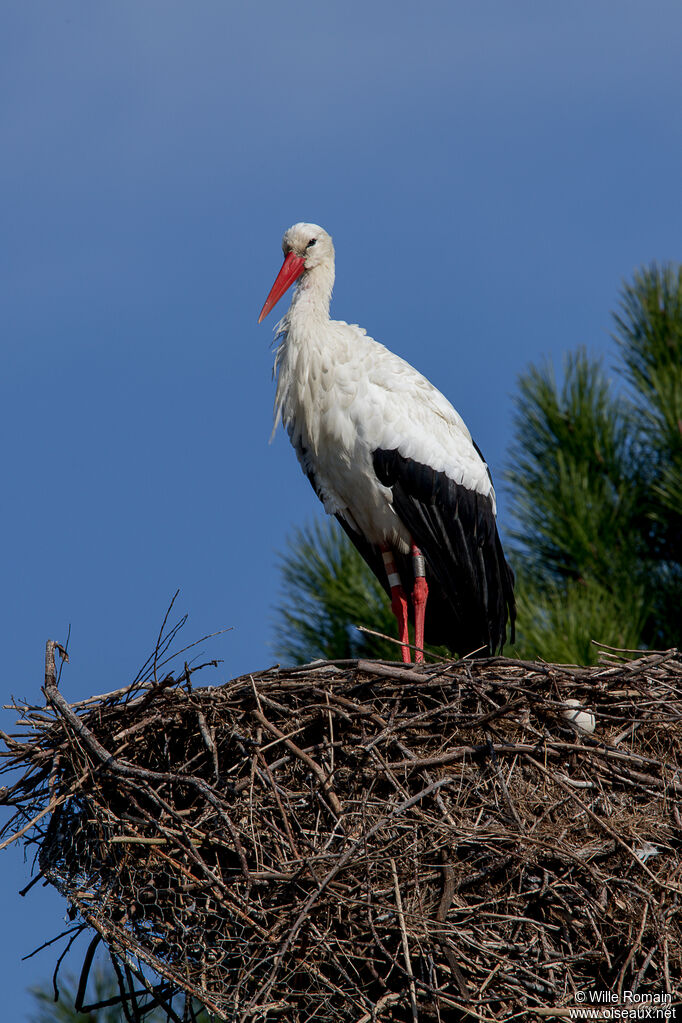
[381,546,411,662]
[390,587,410,663]
[411,543,428,664]
[412,576,428,663]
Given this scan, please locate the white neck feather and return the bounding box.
[271,258,336,441]
[286,259,335,335]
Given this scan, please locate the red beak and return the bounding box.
[258,251,306,323]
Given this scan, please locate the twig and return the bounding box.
[391,857,418,1023]
[616,901,649,997]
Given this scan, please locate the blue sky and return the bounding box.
[2,2,681,1017]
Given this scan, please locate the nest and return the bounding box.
[2,632,682,1021]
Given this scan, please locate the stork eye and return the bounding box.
[307,238,317,248]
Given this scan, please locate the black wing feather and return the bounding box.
[373,447,516,655]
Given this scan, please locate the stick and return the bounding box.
[391,857,418,1023]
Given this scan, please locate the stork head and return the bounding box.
[258,223,334,323]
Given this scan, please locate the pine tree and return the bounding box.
[614,263,682,637]
[508,263,682,661]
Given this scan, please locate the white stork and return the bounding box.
[258,223,515,663]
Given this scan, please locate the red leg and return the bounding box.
[381,546,410,663]
[410,543,428,664]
